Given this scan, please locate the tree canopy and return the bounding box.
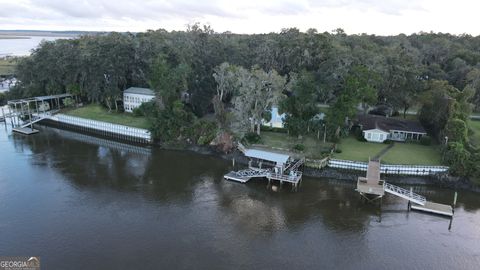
[9,27,480,117]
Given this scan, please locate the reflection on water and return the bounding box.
[0,125,479,270]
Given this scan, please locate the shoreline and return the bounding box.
[36,121,480,193]
[173,142,480,193]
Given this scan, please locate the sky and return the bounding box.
[0,0,479,35]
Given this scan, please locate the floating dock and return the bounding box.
[12,127,39,135]
[411,201,453,217]
[224,168,270,183]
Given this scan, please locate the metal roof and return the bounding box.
[244,149,290,164]
[124,87,155,96]
[34,93,73,101]
[8,93,73,104]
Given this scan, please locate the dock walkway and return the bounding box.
[357,160,453,217]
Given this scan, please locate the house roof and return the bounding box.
[363,128,389,134]
[124,87,155,96]
[244,149,290,164]
[357,115,427,134]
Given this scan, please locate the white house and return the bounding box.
[357,115,427,143]
[363,128,390,143]
[262,107,326,129]
[123,87,155,113]
[262,106,286,128]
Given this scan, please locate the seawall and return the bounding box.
[43,113,152,144]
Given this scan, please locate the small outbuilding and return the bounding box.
[123,87,155,113]
[356,115,427,143]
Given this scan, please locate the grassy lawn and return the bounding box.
[256,131,332,159]
[333,136,442,165]
[333,136,386,162]
[382,143,442,165]
[64,104,151,129]
[470,120,480,146]
[0,58,16,75]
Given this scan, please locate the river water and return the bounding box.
[0,125,479,269]
[0,36,72,57]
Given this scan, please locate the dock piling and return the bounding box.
[452,191,458,215]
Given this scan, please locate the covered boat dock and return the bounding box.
[224,146,305,190]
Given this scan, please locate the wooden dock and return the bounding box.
[411,201,453,217]
[357,160,455,218]
[267,171,302,184]
[12,127,39,135]
[356,161,385,199]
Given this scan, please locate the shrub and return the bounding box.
[321,149,332,154]
[63,97,74,107]
[190,119,218,145]
[132,107,144,117]
[353,127,367,142]
[443,142,470,175]
[383,139,393,144]
[197,135,210,145]
[335,148,342,153]
[420,135,432,146]
[293,144,305,151]
[260,125,288,133]
[244,132,261,144]
[445,118,468,143]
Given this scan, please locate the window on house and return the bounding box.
[367,132,372,139]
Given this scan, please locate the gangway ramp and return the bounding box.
[224,168,270,183]
[384,182,426,206]
[20,115,48,128]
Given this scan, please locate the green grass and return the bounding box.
[333,136,386,162]
[0,58,16,75]
[333,136,442,165]
[382,143,442,165]
[64,104,151,129]
[470,120,480,146]
[256,131,332,159]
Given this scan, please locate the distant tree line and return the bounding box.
[9,25,480,113]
